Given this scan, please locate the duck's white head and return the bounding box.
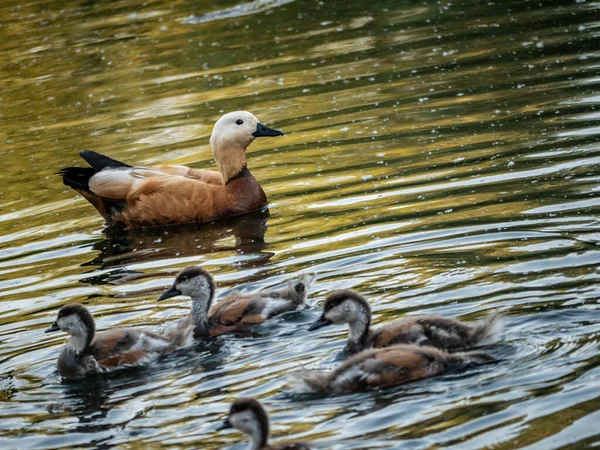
[209,111,283,184]
[219,398,270,449]
[308,290,371,331]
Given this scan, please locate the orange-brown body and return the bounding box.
[113,167,266,227]
[204,284,308,336]
[289,344,494,394]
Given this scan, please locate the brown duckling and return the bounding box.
[308,290,503,354]
[288,344,494,394]
[219,398,313,450]
[45,304,173,379]
[158,266,315,337]
[59,111,283,228]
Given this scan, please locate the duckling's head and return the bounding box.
[219,398,269,447]
[308,290,371,331]
[157,266,215,303]
[210,111,283,183]
[45,303,96,338]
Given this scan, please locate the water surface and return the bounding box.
[0,0,599,448]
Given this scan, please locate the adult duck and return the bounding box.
[59,111,283,228]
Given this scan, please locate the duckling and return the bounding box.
[45,304,172,379]
[219,398,312,450]
[288,344,494,394]
[158,266,315,337]
[59,111,283,228]
[308,290,503,354]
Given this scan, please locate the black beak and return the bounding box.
[252,123,284,138]
[308,315,333,331]
[45,322,60,333]
[217,419,233,430]
[157,284,182,301]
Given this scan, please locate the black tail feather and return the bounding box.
[58,167,95,192]
[79,150,131,172]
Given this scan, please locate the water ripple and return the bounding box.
[0,0,599,448]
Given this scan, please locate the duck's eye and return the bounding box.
[236,119,243,125]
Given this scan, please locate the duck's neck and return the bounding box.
[246,423,268,450]
[347,313,370,352]
[212,142,248,185]
[190,290,214,330]
[191,302,210,329]
[67,329,93,355]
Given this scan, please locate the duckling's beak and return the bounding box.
[253,123,284,138]
[158,284,182,301]
[217,418,233,430]
[45,322,60,333]
[308,315,333,331]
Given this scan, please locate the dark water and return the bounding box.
[1,0,599,448]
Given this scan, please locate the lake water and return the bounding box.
[0,0,599,448]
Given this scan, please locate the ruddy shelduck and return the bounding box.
[59,111,283,228]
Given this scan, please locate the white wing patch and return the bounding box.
[89,169,136,199]
[333,365,365,388]
[136,332,171,353]
[260,298,292,319]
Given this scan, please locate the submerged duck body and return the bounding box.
[288,344,494,394]
[59,112,283,228]
[46,304,173,379]
[158,267,314,338]
[309,290,503,354]
[220,398,313,450]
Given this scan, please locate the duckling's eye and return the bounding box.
[236,119,243,125]
[180,276,187,283]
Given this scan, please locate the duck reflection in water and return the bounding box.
[81,210,272,283]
